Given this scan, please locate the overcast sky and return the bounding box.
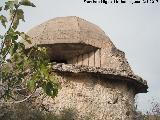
[1,0,160,113]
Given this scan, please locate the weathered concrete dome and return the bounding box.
[27,16,147,93]
[27,16,114,63]
[26,16,111,48]
[26,16,148,120]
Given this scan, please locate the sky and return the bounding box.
[1,0,160,113]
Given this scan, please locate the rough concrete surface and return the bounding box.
[37,73,135,120]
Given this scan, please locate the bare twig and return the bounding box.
[0,91,35,104]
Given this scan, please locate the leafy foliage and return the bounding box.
[0,0,59,103]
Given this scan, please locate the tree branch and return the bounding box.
[0,91,35,104]
[0,7,18,55]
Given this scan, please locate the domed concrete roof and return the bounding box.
[26,16,113,49]
[26,16,148,93]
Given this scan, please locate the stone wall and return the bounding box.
[38,73,135,120]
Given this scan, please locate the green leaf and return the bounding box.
[49,75,58,84]
[4,1,14,11]
[17,9,25,21]
[12,9,25,29]
[7,28,19,41]
[20,0,36,7]
[12,34,18,40]
[43,81,58,97]
[12,53,19,61]
[2,47,8,57]
[40,64,48,77]
[45,82,53,96]
[14,0,19,8]
[10,42,18,55]
[0,15,7,28]
[27,79,36,91]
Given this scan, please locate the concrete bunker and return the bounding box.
[26,16,148,120]
[45,43,99,66]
